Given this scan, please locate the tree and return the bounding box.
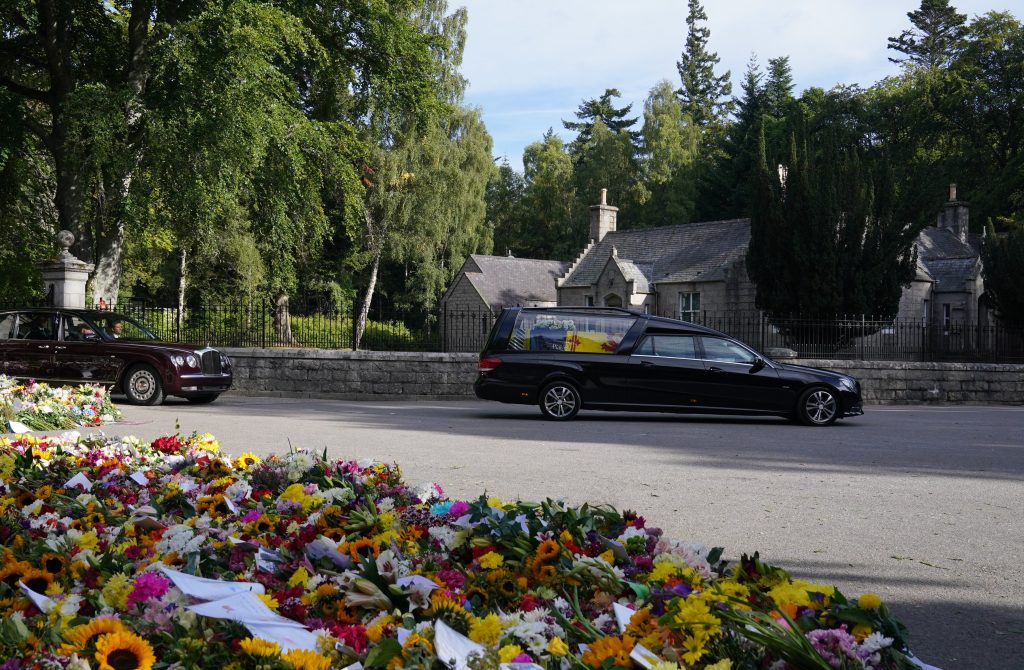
[981,224,1024,325]
[563,88,640,152]
[676,0,733,129]
[563,89,644,230]
[521,130,576,259]
[638,80,699,227]
[764,56,795,118]
[487,159,527,256]
[746,113,919,330]
[888,0,967,68]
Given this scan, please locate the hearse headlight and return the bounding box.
[837,377,857,392]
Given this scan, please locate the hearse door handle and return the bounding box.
[708,366,724,373]
[640,360,655,367]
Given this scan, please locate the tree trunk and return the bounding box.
[354,251,381,350]
[177,248,187,341]
[274,293,294,345]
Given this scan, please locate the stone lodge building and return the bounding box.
[442,186,986,347]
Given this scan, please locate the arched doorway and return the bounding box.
[603,294,622,307]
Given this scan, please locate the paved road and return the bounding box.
[69,397,1024,668]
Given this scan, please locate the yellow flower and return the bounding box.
[233,453,262,469]
[281,649,332,670]
[94,630,156,670]
[650,663,680,670]
[76,531,100,551]
[498,644,523,664]
[101,573,132,611]
[851,623,873,641]
[581,636,634,669]
[599,549,615,565]
[257,593,280,611]
[704,660,732,670]
[546,637,569,657]
[288,567,311,589]
[478,551,504,570]
[60,617,130,655]
[469,613,504,646]
[858,592,882,609]
[486,496,507,510]
[239,637,281,657]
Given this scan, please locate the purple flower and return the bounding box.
[448,501,470,517]
[242,508,262,523]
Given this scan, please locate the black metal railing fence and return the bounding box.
[2,297,1023,360]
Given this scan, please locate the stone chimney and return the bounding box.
[589,188,618,242]
[937,182,969,243]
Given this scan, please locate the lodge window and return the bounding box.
[679,292,700,322]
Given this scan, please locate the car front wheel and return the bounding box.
[123,364,165,406]
[539,381,581,421]
[796,387,838,426]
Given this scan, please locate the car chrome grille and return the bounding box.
[201,351,221,375]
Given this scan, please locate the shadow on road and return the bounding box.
[187,395,1024,483]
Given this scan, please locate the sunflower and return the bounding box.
[60,617,131,655]
[251,515,276,535]
[195,494,230,516]
[280,649,332,670]
[485,569,521,601]
[40,552,68,575]
[19,568,56,595]
[233,453,262,469]
[0,560,32,588]
[581,635,635,670]
[427,592,473,633]
[341,537,380,564]
[94,630,155,670]
[239,637,280,657]
[536,539,561,562]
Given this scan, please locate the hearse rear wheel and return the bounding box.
[539,381,581,421]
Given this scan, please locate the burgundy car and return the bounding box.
[0,308,232,405]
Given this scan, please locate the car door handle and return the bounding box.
[35,345,51,350]
[640,360,655,367]
[708,366,724,373]
[54,346,66,351]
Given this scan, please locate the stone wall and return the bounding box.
[223,348,478,400]
[222,348,1024,405]
[795,359,1024,405]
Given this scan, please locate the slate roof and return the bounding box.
[459,255,569,309]
[560,219,751,288]
[915,227,981,292]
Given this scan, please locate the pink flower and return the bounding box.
[448,501,470,517]
[127,572,171,608]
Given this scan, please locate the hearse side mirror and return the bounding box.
[749,357,766,373]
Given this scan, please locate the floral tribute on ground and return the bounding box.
[0,431,924,670]
[1,375,121,432]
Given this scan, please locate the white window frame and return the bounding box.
[679,291,701,322]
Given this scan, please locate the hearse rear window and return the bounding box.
[508,311,636,353]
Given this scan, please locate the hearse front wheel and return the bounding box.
[796,387,838,426]
[539,381,581,421]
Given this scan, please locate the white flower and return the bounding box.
[617,526,646,543]
[860,632,894,654]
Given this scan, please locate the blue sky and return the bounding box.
[457,0,1004,170]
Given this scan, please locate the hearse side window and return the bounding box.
[508,311,637,353]
[701,336,757,364]
[634,335,697,358]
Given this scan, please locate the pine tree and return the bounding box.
[562,88,640,152]
[676,0,733,128]
[764,56,795,118]
[888,0,967,68]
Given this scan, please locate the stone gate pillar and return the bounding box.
[38,230,94,309]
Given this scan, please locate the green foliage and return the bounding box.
[747,113,918,321]
[487,159,528,257]
[676,0,733,129]
[981,224,1024,325]
[888,0,967,68]
[521,130,577,259]
[638,80,699,227]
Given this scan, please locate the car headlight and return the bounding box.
[173,355,185,366]
[837,377,857,393]
[220,353,231,369]
[185,354,200,369]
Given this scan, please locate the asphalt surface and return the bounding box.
[25,396,1024,669]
